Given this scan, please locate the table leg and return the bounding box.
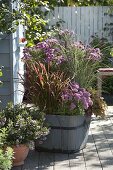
[97,73,102,97]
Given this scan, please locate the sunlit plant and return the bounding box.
[22,29,106,117]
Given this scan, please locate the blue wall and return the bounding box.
[0,25,25,107]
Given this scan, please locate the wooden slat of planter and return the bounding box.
[83,130,102,170]
[69,150,86,170]
[38,152,54,170]
[37,115,89,153]
[54,153,70,170]
[90,118,113,170]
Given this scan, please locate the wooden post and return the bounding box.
[97,71,102,97]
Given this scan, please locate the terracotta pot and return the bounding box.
[13,144,29,167]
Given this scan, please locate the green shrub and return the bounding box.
[0,103,49,146]
[0,147,13,170]
[0,128,13,170]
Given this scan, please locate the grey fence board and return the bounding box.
[0,82,11,95]
[1,67,11,81]
[0,54,10,67]
[48,6,112,43]
[0,95,12,108]
[0,39,10,53]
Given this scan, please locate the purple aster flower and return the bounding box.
[36,42,48,49]
[72,41,85,50]
[81,97,89,110]
[73,93,81,101]
[61,81,93,111]
[79,91,83,96]
[70,103,76,111]
[55,55,65,65]
[70,82,79,89]
[86,47,102,61]
[23,48,32,59]
[82,91,91,97]
[59,29,74,36]
[46,39,59,46]
[61,93,69,101]
[87,98,93,106]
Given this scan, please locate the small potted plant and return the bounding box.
[0,103,49,166]
[22,29,107,153]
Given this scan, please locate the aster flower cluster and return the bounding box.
[61,82,93,112]
[86,47,102,61]
[72,41,85,51]
[59,29,74,36]
[23,47,32,59]
[71,42,102,61]
[23,30,102,66]
[23,38,65,65]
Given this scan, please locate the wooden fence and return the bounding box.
[48,6,113,43]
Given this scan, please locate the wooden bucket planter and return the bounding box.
[35,115,91,153]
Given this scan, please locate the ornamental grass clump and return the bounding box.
[23,29,106,117]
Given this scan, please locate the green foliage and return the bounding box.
[89,88,107,118]
[0,128,13,170]
[0,147,13,170]
[0,69,3,77]
[48,0,113,6]
[0,1,13,33]
[0,68,3,87]
[0,128,7,147]
[0,0,50,46]
[0,103,49,146]
[70,0,113,6]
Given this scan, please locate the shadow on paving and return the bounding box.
[102,93,113,106]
